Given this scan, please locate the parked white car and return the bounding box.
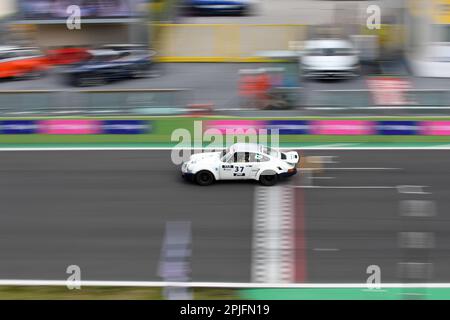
[300,39,360,79]
[181,143,299,186]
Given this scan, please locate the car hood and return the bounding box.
[302,55,358,69]
[188,151,221,162]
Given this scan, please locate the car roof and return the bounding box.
[304,39,354,50]
[0,46,21,52]
[87,49,119,56]
[102,44,146,48]
[230,143,263,153]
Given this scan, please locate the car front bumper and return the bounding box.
[181,162,195,179]
[191,4,247,13]
[182,172,195,180]
[302,68,359,79]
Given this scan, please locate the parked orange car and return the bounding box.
[46,47,91,65]
[0,47,50,80]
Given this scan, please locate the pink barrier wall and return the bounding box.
[311,120,375,135]
[420,121,450,136]
[39,120,101,135]
[205,120,265,134]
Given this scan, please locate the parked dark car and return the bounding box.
[63,48,157,87]
[185,0,253,16]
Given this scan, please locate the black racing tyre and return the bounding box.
[259,173,278,186]
[195,170,215,186]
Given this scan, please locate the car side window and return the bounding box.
[227,152,248,163]
[248,153,259,162]
[227,152,237,163]
[249,153,269,162]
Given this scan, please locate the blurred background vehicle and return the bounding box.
[183,0,254,16]
[0,46,49,80]
[101,44,151,52]
[63,47,157,87]
[46,46,91,66]
[300,38,360,80]
[239,50,302,110]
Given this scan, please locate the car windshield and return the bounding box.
[93,55,116,63]
[221,147,230,158]
[306,47,354,56]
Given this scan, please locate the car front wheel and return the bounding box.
[195,170,215,186]
[259,174,278,186]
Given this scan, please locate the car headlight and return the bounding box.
[186,162,196,172]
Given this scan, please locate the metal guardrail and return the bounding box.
[306,89,450,115]
[0,88,450,116]
[0,89,192,116]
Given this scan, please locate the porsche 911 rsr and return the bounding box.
[181,143,299,186]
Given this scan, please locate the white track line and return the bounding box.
[252,186,294,283]
[306,155,339,165]
[1,280,450,288]
[1,146,450,151]
[399,200,436,217]
[310,176,335,179]
[320,167,402,170]
[397,185,431,195]
[307,143,355,149]
[293,186,396,189]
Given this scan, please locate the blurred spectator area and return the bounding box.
[10,0,152,46]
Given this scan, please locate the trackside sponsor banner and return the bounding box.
[311,120,375,135]
[376,121,419,135]
[205,120,266,134]
[420,121,450,136]
[367,77,415,105]
[0,120,38,134]
[267,120,310,135]
[39,120,101,135]
[101,120,152,134]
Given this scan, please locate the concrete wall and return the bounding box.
[0,0,15,18]
[34,24,130,47]
[155,24,308,62]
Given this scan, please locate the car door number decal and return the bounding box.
[233,166,245,176]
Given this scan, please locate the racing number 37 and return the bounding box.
[235,166,244,172]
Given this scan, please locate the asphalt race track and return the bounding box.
[0,150,254,282]
[0,149,450,283]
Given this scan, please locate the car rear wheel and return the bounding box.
[195,170,215,186]
[259,174,278,186]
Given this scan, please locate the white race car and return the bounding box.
[181,143,299,186]
[300,39,360,79]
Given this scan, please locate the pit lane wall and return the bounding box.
[3,117,450,147]
[154,24,307,62]
[153,24,403,62]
